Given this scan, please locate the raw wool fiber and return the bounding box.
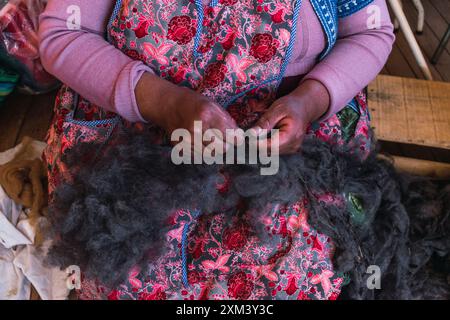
[0,136,48,224]
[45,130,450,299]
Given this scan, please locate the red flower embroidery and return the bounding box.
[191,240,205,259]
[311,235,323,252]
[188,271,204,285]
[124,49,140,60]
[284,276,299,295]
[203,62,228,88]
[124,48,146,63]
[167,15,196,45]
[227,103,260,128]
[278,216,289,238]
[222,224,248,250]
[328,292,339,300]
[249,33,279,63]
[55,108,70,134]
[297,290,311,300]
[138,287,167,300]
[168,67,188,84]
[133,20,150,38]
[56,116,64,135]
[198,284,210,300]
[271,9,284,23]
[221,31,237,50]
[228,272,254,300]
[219,0,238,5]
[198,38,215,54]
[107,289,121,300]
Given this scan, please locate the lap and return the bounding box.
[43,86,371,300]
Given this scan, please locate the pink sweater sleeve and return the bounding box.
[302,0,395,119]
[38,0,152,122]
[39,0,394,123]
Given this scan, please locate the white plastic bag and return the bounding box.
[0,0,59,94]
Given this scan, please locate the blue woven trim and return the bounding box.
[64,95,121,155]
[210,0,219,7]
[223,77,279,108]
[310,0,338,59]
[65,92,121,128]
[347,98,360,114]
[66,113,121,128]
[337,0,374,18]
[193,0,205,58]
[181,209,201,288]
[106,0,124,41]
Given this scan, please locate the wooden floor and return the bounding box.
[383,0,450,81]
[0,90,56,153]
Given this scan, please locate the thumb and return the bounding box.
[252,106,285,135]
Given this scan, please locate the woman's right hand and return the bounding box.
[136,72,238,147]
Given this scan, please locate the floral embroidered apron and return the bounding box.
[44,0,371,300]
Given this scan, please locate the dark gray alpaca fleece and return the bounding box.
[46,130,450,300]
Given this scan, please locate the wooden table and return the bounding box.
[369,74,450,178]
[369,75,450,150]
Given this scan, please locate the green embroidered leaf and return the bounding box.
[346,192,365,225]
[337,107,360,142]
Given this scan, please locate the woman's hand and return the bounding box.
[251,80,330,154]
[135,72,238,148]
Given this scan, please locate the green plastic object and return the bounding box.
[0,66,19,106]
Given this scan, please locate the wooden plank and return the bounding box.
[369,75,409,142]
[389,155,450,179]
[369,75,450,150]
[380,140,450,163]
[403,77,437,143]
[429,80,450,143]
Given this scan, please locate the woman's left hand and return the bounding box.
[251,80,330,154]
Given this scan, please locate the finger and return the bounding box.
[274,131,304,154]
[257,118,303,155]
[203,128,230,157]
[208,107,237,151]
[251,106,286,135]
[198,105,236,154]
[214,107,238,130]
[259,129,289,153]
